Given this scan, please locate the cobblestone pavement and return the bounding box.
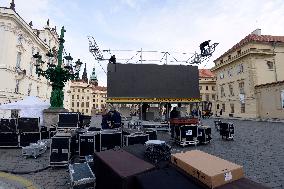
[0,118,283,189]
[0,147,69,189]
[160,118,284,189]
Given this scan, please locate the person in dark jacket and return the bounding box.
[170,107,180,119]
[110,109,122,128]
[101,112,111,129]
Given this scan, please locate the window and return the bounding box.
[237,64,244,74]
[230,104,234,113]
[101,100,104,103]
[229,84,234,96]
[239,82,245,94]
[227,68,233,77]
[73,89,75,92]
[219,72,224,79]
[27,83,32,96]
[87,96,89,100]
[78,89,80,92]
[212,86,215,91]
[72,95,74,99]
[77,102,79,107]
[86,102,89,108]
[72,102,74,107]
[86,109,88,113]
[16,52,22,68]
[17,34,23,45]
[82,89,84,92]
[220,59,223,64]
[217,104,219,109]
[222,104,225,112]
[29,62,33,76]
[93,99,95,102]
[96,104,98,108]
[205,94,209,101]
[37,86,40,96]
[212,94,215,100]
[241,103,245,113]
[281,90,284,109]
[221,85,225,97]
[77,95,79,99]
[266,61,273,69]
[81,102,84,107]
[206,86,208,90]
[228,55,231,60]
[82,96,84,99]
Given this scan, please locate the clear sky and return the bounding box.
[2,0,284,86]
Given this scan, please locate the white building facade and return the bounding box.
[0,4,59,117]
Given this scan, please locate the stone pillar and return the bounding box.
[43,108,68,129]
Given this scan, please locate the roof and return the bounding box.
[215,34,284,61]
[92,86,107,91]
[255,80,284,88]
[199,69,215,78]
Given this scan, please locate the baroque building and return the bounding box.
[0,1,59,117]
[199,69,216,114]
[68,66,107,115]
[211,29,284,118]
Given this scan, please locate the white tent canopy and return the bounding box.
[0,96,50,125]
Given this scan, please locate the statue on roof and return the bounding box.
[10,0,15,11]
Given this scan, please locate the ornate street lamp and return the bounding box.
[33,26,83,108]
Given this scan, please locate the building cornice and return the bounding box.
[211,48,274,72]
[0,8,51,49]
[255,80,284,89]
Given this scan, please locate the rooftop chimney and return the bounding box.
[251,29,261,36]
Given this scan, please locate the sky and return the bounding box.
[2,0,284,86]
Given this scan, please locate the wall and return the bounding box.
[256,82,284,119]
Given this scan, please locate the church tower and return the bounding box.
[82,63,88,83]
[90,66,98,86]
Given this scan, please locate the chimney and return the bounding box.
[251,29,261,36]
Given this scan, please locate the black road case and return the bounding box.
[69,162,96,189]
[100,129,122,151]
[198,126,212,144]
[142,128,157,140]
[79,131,100,158]
[214,120,222,131]
[18,117,39,132]
[0,118,17,132]
[124,133,149,146]
[19,132,41,147]
[50,132,72,166]
[174,125,198,146]
[58,112,80,129]
[0,132,18,147]
[220,122,234,140]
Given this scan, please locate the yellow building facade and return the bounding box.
[211,29,284,118]
[199,69,216,114]
[68,66,107,115]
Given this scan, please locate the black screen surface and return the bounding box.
[107,63,199,98]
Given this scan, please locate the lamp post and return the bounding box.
[33,26,83,108]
